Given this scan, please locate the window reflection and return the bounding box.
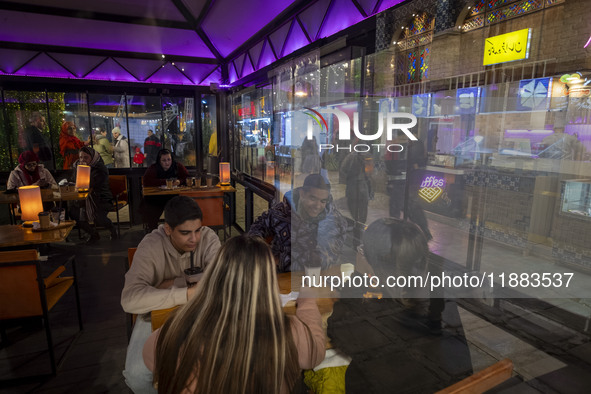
[162,96,195,169]
[201,94,217,173]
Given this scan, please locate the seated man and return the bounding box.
[249,173,347,272]
[121,196,221,393]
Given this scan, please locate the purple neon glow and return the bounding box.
[585,36,591,49]
[228,63,238,84]
[269,23,292,59]
[14,53,75,78]
[0,10,214,58]
[16,0,187,21]
[202,0,297,57]
[377,0,406,13]
[249,41,265,69]
[503,129,553,146]
[0,48,39,74]
[84,58,137,82]
[200,68,222,86]
[148,64,192,85]
[242,56,255,78]
[50,53,105,78]
[282,20,311,57]
[115,58,165,81]
[258,40,276,70]
[565,124,591,152]
[356,0,380,15]
[234,54,247,78]
[299,0,331,41]
[318,0,366,39]
[175,63,217,84]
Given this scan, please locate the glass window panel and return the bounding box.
[89,94,133,169]
[3,91,54,170]
[201,94,217,173]
[234,183,246,231]
[0,94,11,171]
[163,96,195,169]
[126,95,161,170]
[56,92,89,170]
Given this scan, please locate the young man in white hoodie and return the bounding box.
[121,196,221,393]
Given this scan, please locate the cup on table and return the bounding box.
[166,178,174,189]
[304,265,322,286]
[184,267,204,287]
[38,212,51,229]
[50,208,65,223]
[190,177,196,187]
[206,174,213,187]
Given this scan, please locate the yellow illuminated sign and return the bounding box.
[483,28,531,66]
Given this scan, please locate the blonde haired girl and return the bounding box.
[143,235,325,393]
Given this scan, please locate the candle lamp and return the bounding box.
[18,185,44,226]
[76,165,91,192]
[219,162,230,186]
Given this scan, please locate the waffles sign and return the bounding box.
[418,176,445,203]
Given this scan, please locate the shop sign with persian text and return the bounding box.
[483,28,531,66]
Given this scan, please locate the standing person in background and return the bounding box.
[143,129,161,167]
[133,147,145,167]
[340,148,372,246]
[23,111,53,169]
[94,128,114,168]
[112,127,130,168]
[300,136,321,174]
[59,121,86,170]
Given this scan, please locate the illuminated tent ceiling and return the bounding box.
[0,0,404,87]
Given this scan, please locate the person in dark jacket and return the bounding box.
[143,129,161,167]
[69,146,117,243]
[23,111,53,169]
[248,174,348,272]
[385,138,432,240]
[340,150,372,246]
[141,149,189,232]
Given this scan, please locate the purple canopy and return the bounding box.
[0,0,405,86]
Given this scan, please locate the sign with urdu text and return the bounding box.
[483,28,531,66]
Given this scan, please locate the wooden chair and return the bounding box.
[0,250,83,378]
[435,358,513,394]
[108,175,129,237]
[125,247,180,336]
[180,190,227,239]
[125,247,137,341]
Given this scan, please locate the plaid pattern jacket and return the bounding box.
[249,188,348,272]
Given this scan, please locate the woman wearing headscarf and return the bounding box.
[7,151,57,190]
[69,146,117,243]
[60,121,86,169]
[141,149,189,232]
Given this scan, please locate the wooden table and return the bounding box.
[0,221,76,248]
[142,184,237,196]
[150,272,335,331]
[0,188,90,204]
[0,189,89,224]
